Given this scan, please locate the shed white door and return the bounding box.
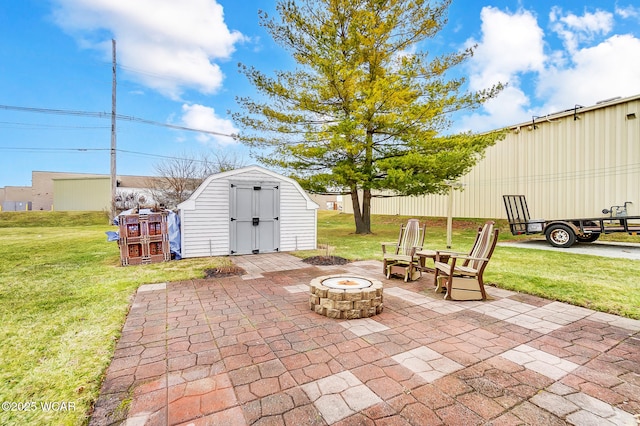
[230,183,280,254]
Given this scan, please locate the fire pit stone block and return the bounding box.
[326,309,341,319]
[344,290,363,301]
[315,287,328,298]
[327,289,344,301]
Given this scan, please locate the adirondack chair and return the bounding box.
[433,221,499,300]
[381,219,426,282]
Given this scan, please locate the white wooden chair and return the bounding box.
[381,219,426,282]
[433,221,499,300]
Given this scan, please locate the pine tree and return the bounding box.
[234,0,504,234]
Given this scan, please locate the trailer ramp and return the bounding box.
[502,195,545,235]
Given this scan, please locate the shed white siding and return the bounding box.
[343,94,640,220]
[178,166,318,258]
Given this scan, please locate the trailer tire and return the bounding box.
[545,224,576,248]
[576,233,600,243]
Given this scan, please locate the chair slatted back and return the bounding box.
[466,221,495,270]
[396,219,423,256]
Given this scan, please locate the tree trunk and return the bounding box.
[362,188,371,234]
[351,188,372,234]
[356,128,374,235]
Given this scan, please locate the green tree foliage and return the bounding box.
[234,0,505,234]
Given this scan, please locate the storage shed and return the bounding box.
[178,165,319,257]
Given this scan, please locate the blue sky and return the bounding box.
[1,0,640,187]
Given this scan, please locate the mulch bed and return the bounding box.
[303,256,350,266]
[203,265,246,278]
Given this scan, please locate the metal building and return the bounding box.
[53,177,112,211]
[343,94,640,220]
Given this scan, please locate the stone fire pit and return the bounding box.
[309,274,383,319]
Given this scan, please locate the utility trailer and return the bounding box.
[503,195,640,248]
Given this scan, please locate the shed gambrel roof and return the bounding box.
[178,165,319,211]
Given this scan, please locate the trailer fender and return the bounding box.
[543,221,579,248]
[543,221,581,234]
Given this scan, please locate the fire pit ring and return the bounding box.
[309,274,383,319]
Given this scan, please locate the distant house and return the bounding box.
[308,193,343,211]
[343,94,640,220]
[178,165,319,257]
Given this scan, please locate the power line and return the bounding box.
[0,103,236,139]
[0,121,109,130]
[114,114,235,138]
[0,146,216,163]
[0,146,109,153]
[0,104,107,118]
[116,149,218,164]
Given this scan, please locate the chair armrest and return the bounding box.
[435,250,465,262]
[450,255,489,262]
[381,242,398,254]
[435,250,466,256]
[408,246,423,256]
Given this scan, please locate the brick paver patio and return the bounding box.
[90,254,640,425]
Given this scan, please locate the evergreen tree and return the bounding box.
[234,0,504,234]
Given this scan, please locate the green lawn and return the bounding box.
[0,212,230,425]
[0,210,638,425]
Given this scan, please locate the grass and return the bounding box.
[0,211,231,425]
[0,210,638,425]
[489,248,640,318]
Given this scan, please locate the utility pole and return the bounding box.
[110,39,117,220]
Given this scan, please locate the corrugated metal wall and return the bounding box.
[344,95,640,220]
[53,177,111,211]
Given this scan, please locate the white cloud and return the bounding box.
[180,103,238,146]
[615,4,640,20]
[538,34,640,109]
[466,7,545,92]
[52,0,246,99]
[457,86,532,132]
[456,5,640,132]
[457,7,545,131]
[550,7,613,53]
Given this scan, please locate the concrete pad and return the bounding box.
[498,240,640,260]
[137,282,167,292]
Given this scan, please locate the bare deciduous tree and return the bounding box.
[147,151,246,209]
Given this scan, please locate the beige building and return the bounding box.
[31,171,105,211]
[343,94,640,220]
[33,171,159,211]
[0,186,32,211]
[53,177,112,211]
[0,171,160,212]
